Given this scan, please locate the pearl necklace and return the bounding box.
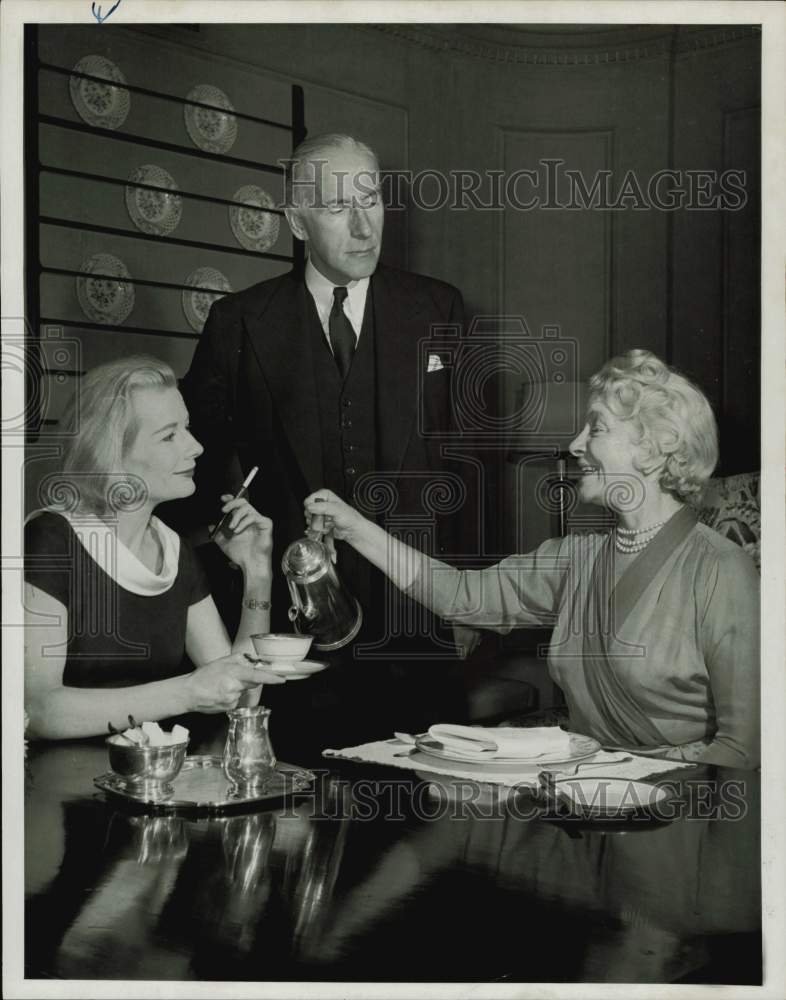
[616,519,668,536]
[615,519,667,555]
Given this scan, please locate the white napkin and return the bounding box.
[427,724,575,760]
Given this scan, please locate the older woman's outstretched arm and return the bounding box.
[303,490,568,631]
[306,488,462,612]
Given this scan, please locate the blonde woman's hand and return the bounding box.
[211,496,273,576]
[185,652,284,714]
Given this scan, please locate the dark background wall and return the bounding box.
[28,22,761,555]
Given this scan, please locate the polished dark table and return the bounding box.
[24,728,761,985]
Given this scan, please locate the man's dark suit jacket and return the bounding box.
[175,264,477,754]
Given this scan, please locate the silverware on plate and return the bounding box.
[541,754,633,779]
[390,733,421,757]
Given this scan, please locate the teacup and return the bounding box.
[251,632,313,663]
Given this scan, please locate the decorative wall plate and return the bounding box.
[182,267,233,333]
[76,253,135,325]
[184,84,237,154]
[125,165,183,237]
[229,185,280,252]
[69,55,130,130]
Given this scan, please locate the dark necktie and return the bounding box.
[328,286,356,380]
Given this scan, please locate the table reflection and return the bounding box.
[23,742,761,984]
[129,815,189,865]
[298,772,761,982]
[286,778,352,960]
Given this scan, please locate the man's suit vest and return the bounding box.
[306,291,377,602]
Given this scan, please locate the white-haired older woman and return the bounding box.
[305,350,760,769]
[24,356,284,740]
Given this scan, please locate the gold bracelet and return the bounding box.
[244,598,271,611]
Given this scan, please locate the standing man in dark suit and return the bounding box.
[180,133,477,757]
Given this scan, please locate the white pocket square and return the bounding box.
[427,354,445,373]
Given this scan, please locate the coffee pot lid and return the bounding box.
[281,536,327,578]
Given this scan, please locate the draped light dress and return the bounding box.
[406,508,759,768]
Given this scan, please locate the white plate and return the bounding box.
[125,164,183,236]
[184,84,237,154]
[76,253,135,325]
[265,660,328,680]
[229,185,280,252]
[414,733,601,768]
[182,266,233,333]
[549,777,671,816]
[70,54,130,130]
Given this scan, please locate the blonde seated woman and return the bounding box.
[24,356,284,740]
[305,350,760,769]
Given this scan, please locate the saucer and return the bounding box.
[540,776,674,820]
[265,660,328,680]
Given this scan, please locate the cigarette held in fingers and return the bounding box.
[210,466,260,540]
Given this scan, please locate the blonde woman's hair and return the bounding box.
[588,349,718,501]
[56,355,177,514]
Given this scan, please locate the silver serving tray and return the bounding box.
[94,754,315,815]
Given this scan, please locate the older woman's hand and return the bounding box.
[184,652,284,714]
[303,489,368,545]
[211,496,273,576]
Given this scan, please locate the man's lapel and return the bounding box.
[242,273,324,494]
[373,267,427,478]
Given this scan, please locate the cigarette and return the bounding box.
[241,466,260,490]
[209,466,260,540]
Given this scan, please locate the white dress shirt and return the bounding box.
[305,257,370,347]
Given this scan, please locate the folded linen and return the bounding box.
[427,724,575,760]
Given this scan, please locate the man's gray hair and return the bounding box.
[283,133,379,206]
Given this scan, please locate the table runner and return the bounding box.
[322,738,696,788]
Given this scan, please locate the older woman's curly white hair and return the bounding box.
[588,349,718,501]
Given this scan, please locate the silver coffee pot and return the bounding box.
[281,513,362,651]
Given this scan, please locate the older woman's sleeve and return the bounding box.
[403,536,571,633]
[697,547,760,769]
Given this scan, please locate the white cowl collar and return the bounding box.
[27,509,181,596]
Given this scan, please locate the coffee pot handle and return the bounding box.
[306,512,325,541]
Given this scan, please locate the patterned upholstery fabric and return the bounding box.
[694,471,761,571]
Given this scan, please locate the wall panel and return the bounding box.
[25,23,761,529]
[27,23,303,514]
